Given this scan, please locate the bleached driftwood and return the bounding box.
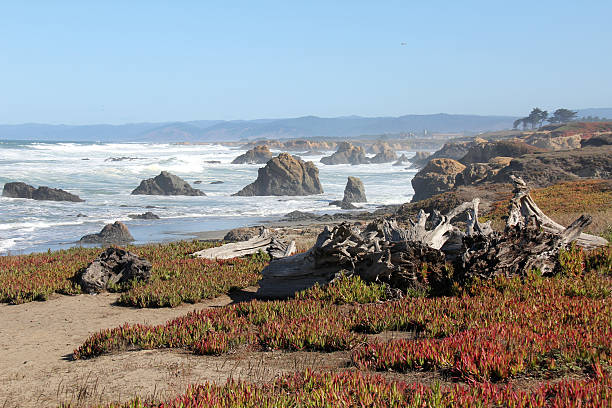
[507,175,607,250]
[258,176,608,297]
[193,229,296,260]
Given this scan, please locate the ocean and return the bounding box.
[0,140,418,254]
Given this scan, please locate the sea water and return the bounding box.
[0,141,418,254]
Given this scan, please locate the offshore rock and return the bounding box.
[233,153,323,196]
[320,142,369,165]
[79,221,135,244]
[231,145,274,164]
[131,171,205,196]
[2,182,84,202]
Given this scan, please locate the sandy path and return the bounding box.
[0,291,302,407]
[0,290,440,407]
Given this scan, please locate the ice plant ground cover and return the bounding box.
[74,248,611,388]
[0,240,266,306]
[67,369,611,408]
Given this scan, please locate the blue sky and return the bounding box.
[1,1,611,124]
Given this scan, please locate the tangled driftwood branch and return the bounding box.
[257,177,608,297]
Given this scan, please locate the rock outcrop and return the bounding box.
[524,134,582,151]
[343,176,367,203]
[233,153,324,196]
[74,247,152,293]
[320,142,369,165]
[457,157,513,185]
[329,177,366,210]
[79,221,135,244]
[411,158,466,202]
[460,140,545,165]
[131,171,205,196]
[128,212,160,220]
[494,146,612,187]
[231,145,274,164]
[429,141,474,161]
[369,145,398,164]
[2,182,84,202]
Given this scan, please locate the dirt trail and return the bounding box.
[0,291,285,407]
[0,290,441,407]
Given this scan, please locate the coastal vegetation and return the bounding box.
[85,370,611,407]
[67,247,611,406]
[0,240,266,306]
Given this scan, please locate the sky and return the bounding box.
[1,1,611,125]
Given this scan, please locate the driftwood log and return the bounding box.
[258,177,608,297]
[193,229,296,260]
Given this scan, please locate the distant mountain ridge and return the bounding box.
[0,109,608,142]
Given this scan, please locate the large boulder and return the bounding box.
[494,146,612,187]
[369,145,398,164]
[74,247,152,293]
[459,140,545,165]
[79,221,135,244]
[231,145,274,164]
[343,176,367,203]
[131,171,205,196]
[2,182,84,202]
[411,158,466,202]
[233,153,324,196]
[320,142,369,165]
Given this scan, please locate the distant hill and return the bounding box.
[576,108,612,119]
[0,110,608,142]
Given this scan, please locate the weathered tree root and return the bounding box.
[258,177,608,297]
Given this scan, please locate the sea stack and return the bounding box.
[131,171,205,196]
[330,176,366,209]
[343,176,367,203]
[233,153,323,196]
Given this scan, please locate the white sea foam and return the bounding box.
[0,142,417,254]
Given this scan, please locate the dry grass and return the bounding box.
[482,179,612,237]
